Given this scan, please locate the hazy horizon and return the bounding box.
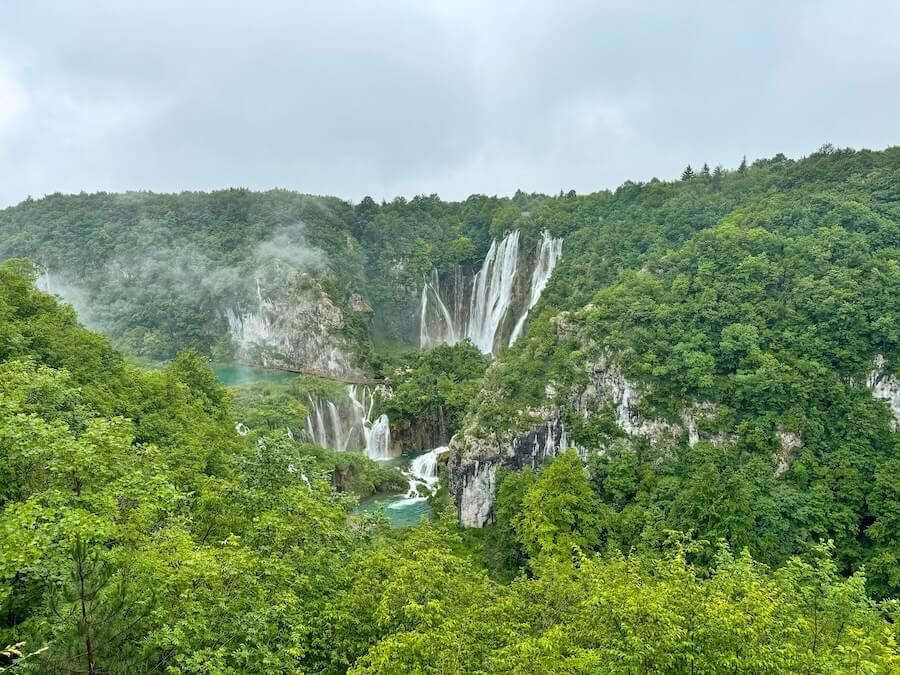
[2,1,899,208]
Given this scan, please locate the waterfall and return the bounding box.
[419,269,459,348]
[419,230,562,355]
[508,231,564,345]
[404,446,450,499]
[327,400,344,451]
[467,230,520,353]
[365,414,392,460]
[35,271,53,294]
[307,394,332,448]
[303,384,394,460]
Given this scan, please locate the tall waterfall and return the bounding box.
[419,230,562,355]
[419,269,462,349]
[467,230,521,353]
[304,384,394,460]
[508,231,564,345]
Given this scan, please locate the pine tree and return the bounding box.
[681,164,695,181]
[738,155,747,173]
[700,163,711,179]
[711,164,724,191]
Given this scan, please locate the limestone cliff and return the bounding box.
[226,261,363,378]
[868,354,900,430]
[448,341,722,527]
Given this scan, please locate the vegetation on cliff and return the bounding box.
[2,144,900,672]
[459,146,900,599]
[1,268,897,672]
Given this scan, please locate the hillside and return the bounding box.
[0,259,897,672]
[1,145,899,671]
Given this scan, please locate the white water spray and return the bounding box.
[304,384,394,460]
[419,269,459,348]
[365,414,392,460]
[467,231,521,353]
[395,446,449,508]
[508,231,564,345]
[419,230,562,355]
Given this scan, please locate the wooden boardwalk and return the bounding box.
[239,362,387,385]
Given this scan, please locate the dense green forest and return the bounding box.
[462,145,900,600]
[0,189,536,364]
[1,260,898,673]
[2,145,900,672]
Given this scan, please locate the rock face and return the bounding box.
[419,230,563,356]
[449,350,721,527]
[389,406,453,456]
[449,413,573,527]
[868,354,900,430]
[451,351,900,527]
[226,262,362,378]
[774,430,803,477]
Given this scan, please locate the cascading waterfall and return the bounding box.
[419,230,562,355]
[327,400,343,450]
[304,384,394,460]
[419,267,469,349]
[35,271,53,294]
[508,231,564,345]
[419,269,459,348]
[467,230,520,353]
[365,414,392,460]
[402,446,450,502]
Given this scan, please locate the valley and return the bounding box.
[2,145,899,672]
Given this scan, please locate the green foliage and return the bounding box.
[0,190,514,359]
[486,468,535,576]
[227,378,406,498]
[2,147,900,672]
[513,450,605,563]
[463,146,900,598]
[380,341,488,441]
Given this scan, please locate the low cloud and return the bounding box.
[1,1,898,206]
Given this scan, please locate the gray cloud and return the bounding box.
[0,0,898,207]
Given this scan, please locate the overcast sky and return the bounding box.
[0,1,898,207]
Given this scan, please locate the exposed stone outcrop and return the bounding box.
[573,355,682,446]
[390,406,452,455]
[450,412,574,527]
[226,262,362,378]
[449,349,726,527]
[867,354,900,430]
[774,430,803,477]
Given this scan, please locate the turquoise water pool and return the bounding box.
[352,451,437,527]
[354,492,433,527]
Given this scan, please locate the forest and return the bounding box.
[1,145,899,673]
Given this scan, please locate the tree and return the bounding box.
[514,450,605,562]
[489,203,520,240]
[712,164,724,191]
[681,164,695,180]
[489,468,536,574]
